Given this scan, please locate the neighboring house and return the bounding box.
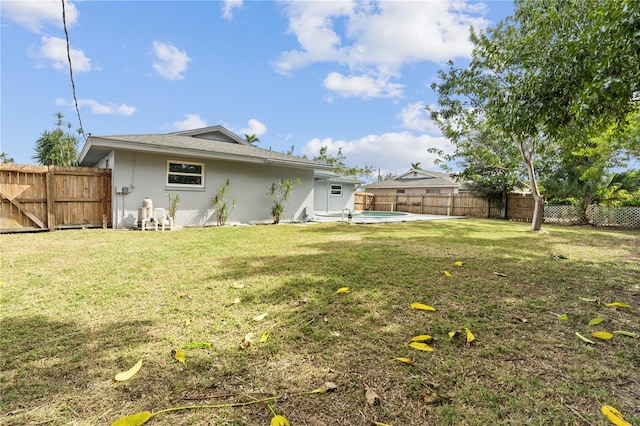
[362,169,463,195]
[313,170,362,212]
[78,126,354,228]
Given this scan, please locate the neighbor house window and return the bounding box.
[396,189,405,194]
[426,189,441,194]
[167,160,205,188]
[330,184,343,196]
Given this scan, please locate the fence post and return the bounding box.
[46,166,56,231]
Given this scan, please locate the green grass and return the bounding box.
[1,219,639,425]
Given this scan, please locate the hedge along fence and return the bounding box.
[0,164,112,233]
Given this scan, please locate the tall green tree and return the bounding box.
[33,112,79,166]
[429,0,639,231]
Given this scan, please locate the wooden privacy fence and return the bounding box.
[354,192,535,222]
[1,164,112,233]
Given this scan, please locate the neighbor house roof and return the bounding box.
[78,125,331,170]
[362,169,460,189]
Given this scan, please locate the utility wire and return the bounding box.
[61,0,86,141]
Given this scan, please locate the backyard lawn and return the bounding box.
[1,219,638,425]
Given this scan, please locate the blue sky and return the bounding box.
[1,0,514,174]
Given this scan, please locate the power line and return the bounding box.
[61,0,86,141]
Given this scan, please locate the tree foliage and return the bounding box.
[428,0,639,231]
[244,134,260,145]
[0,152,14,164]
[313,146,374,180]
[33,112,80,166]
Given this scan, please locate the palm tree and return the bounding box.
[244,134,260,145]
[33,112,79,166]
[410,162,421,170]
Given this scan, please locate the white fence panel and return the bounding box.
[586,205,640,228]
[544,205,581,225]
[544,205,640,228]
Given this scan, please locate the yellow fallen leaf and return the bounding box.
[172,349,186,366]
[588,317,604,326]
[253,312,268,321]
[557,313,569,321]
[579,296,597,302]
[575,332,595,344]
[606,302,633,309]
[592,331,614,340]
[110,411,153,426]
[465,328,475,344]
[601,405,632,426]
[115,359,143,382]
[493,271,507,277]
[335,287,350,294]
[184,318,192,326]
[393,357,416,365]
[448,330,459,340]
[410,335,433,342]
[421,391,452,405]
[612,330,639,338]
[232,282,245,289]
[410,303,436,311]
[260,330,270,343]
[409,341,434,352]
[372,422,393,426]
[443,270,452,277]
[270,414,290,426]
[232,297,240,304]
[454,261,464,267]
[310,381,338,393]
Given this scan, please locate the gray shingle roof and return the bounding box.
[79,129,330,170]
[363,169,460,189]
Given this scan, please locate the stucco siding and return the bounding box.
[110,151,314,228]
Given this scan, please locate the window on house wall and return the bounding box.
[167,160,205,188]
[330,184,343,196]
[396,189,405,194]
[426,189,441,194]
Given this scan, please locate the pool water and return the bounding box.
[315,211,409,218]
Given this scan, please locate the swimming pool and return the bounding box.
[311,210,463,224]
[315,211,410,218]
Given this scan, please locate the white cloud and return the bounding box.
[173,114,207,131]
[323,71,403,99]
[1,0,78,33]
[222,0,243,20]
[275,0,488,99]
[55,98,136,116]
[399,101,441,134]
[30,36,91,72]
[238,119,267,137]
[151,41,191,80]
[302,131,453,175]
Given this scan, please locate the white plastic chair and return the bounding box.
[153,208,173,231]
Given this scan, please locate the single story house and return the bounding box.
[362,169,463,195]
[78,126,357,228]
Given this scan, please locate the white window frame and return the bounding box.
[166,160,205,188]
[330,184,343,196]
